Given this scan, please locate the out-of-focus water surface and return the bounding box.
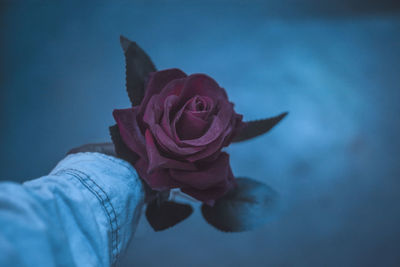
[1,1,400,266]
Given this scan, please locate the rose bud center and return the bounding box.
[175,95,213,140]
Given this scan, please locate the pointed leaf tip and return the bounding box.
[120,36,157,106]
[119,35,132,52]
[146,200,193,231]
[233,112,288,143]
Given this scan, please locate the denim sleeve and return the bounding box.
[0,152,145,267]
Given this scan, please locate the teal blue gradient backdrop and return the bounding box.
[1,1,400,266]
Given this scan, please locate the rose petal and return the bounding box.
[157,77,187,104]
[184,96,214,120]
[179,74,229,103]
[189,110,209,120]
[187,95,209,112]
[170,98,194,142]
[178,156,236,204]
[222,113,244,146]
[160,94,180,138]
[143,95,164,127]
[144,129,198,173]
[151,125,205,155]
[135,159,180,191]
[169,152,232,190]
[178,115,223,146]
[161,96,210,137]
[179,100,235,146]
[138,68,187,114]
[113,108,146,157]
[176,110,209,140]
[185,113,243,162]
[171,103,223,147]
[185,124,233,162]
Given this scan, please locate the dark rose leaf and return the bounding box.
[201,177,278,232]
[145,200,193,231]
[232,112,288,142]
[120,35,156,106]
[109,124,140,165]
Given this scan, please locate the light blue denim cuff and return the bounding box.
[26,152,144,266]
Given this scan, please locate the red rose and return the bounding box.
[113,68,244,205]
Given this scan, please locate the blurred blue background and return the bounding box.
[1,0,400,266]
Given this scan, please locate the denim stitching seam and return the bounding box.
[54,169,119,265]
[69,168,120,259]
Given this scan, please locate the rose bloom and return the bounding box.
[113,68,244,205]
